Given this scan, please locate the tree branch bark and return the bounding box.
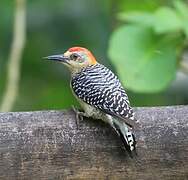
[0,106,188,179]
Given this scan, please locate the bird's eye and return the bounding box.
[70,53,79,60]
[70,53,83,63]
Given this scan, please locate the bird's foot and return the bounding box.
[71,106,85,129]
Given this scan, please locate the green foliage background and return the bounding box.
[109,0,188,93]
[0,0,188,111]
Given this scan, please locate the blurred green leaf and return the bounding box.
[118,11,154,27]
[174,0,188,18]
[108,25,180,93]
[153,7,182,33]
[117,0,162,12]
[183,26,188,38]
[174,0,188,38]
[118,7,182,34]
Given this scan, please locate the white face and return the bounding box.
[62,51,91,70]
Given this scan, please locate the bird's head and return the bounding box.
[45,47,97,73]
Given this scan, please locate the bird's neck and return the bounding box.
[69,63,98,76]
[69,67,84,76]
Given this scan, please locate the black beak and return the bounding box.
[44,54,70,64]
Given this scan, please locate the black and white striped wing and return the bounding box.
[71,64,136,127]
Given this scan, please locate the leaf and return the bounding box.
[174,0,188,38]
[118,7,182,34]
[174,0,188,18]
[118,11,154,27]
[153,7,182,33]
[108,25,179,93]
[117,0,160,12]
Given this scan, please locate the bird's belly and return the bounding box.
[79,100,103,120]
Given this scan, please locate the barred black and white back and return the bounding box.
[71,63,136,127]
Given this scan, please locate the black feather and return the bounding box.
[113,122,133,158]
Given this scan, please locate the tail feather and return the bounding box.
[112,119,136,156]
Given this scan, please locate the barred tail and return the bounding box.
[112,119,136,156]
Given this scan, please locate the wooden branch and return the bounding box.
[0,106,188,179]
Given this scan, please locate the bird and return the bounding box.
[45,47,138,156]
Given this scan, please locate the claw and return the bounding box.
[71,106,84,129]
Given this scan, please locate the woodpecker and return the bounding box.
[46,47,138,156]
